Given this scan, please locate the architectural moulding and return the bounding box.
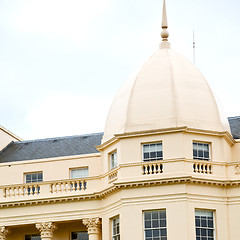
[0,226,9,240]
[82,217,101,240]
[98,126,235,150]
[36,222,56,240]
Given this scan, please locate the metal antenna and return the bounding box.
[193,29,196,65]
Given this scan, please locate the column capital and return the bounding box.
[82,217,101,234]
[0,226,9,240]
[36,222,56,238]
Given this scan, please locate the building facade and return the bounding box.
[1,1,240,240]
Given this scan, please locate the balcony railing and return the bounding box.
[142,162,163,175]
[0,159,240,204]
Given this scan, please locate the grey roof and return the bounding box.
[228,117,240,139]
[0,132,103,163]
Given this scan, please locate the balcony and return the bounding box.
[0,159,240,206]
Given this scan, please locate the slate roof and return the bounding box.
[0,118,239,163]
[228,117,240,140]
[0,132,103,163]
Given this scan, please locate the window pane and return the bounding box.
[71,168,88,178]
[143,143,163,161]
[193,142,210,161]
[71,232,89,240]
[195,210,214,240]
[112,216,120,240]
[144,210,167,240]
[25,235,41,240]
[25,172,43,183]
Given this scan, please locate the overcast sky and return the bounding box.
[0,0,240,140]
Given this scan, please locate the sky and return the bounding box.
[0,0,240,140]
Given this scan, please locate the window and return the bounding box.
[71,232,89,240]
[25,172,43,195]
[143,143,163,161]
[70,167,89,179]
[112,216,120,240]
[25,234,41,240]
[110,151,117,169]
[195,210,214,240]
[25,172,43,183]
[193,142,210,161]
[144,210,167,240]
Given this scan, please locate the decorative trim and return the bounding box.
[98,126,235,149]
[82,217,101,234]
[0,226,9,240]
[1,176,240,208]
[36,222,56,238]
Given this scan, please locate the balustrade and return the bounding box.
[108,169,118,183]
[193,162,212,174]
[4,184,40,198]
[50,180,87,193]
[142,162,163,175]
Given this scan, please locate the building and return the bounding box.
[1,1,240,240]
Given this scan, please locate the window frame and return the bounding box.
[24,172,43,183]
[25,234,41,240]
[142,142,163,162]
[195,209,215,240]
[111,215,120,240]
[110,151,118,170]
[193,141,211,161]
[70,167,89,179]
[71,231,89,240]
[143,209,167,240]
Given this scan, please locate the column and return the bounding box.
[0,227,9,240]
[36,222,56,240]
[82,217,101,240]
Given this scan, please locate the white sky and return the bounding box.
[0,0,240,140]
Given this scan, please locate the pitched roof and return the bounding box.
[228,117,240,139]
[0,132,103,163]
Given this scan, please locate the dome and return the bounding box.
[102,47,230,143]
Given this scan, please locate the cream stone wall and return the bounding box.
[0,129,240,239]
[0,153,101,185]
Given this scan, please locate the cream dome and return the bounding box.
[102,48,230,143]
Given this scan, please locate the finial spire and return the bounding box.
[162,0,168,29]
[160,0,170,49]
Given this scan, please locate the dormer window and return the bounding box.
[110,151,117,169]
[193,142,210,161]
[142,143,163,161]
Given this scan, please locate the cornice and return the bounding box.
[1,176,240,209]
[0,152,101,167]
[98,127,235,149]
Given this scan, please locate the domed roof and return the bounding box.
[102,48,229,143]
[102,1,230,143]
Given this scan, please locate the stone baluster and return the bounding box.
[82,217,101,240]
[0,226,9,240]
[36,222,56,240]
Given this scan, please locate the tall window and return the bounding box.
[193,142,210,161]
[144,210,167,240]
[110,152,117,169]
[195,210,214,240]
[25,172,43,195]
[70,167,89,179]
[71,232,89,240]
[25,234,41,240]
[143,143,163,161]
[112,216,120,240]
